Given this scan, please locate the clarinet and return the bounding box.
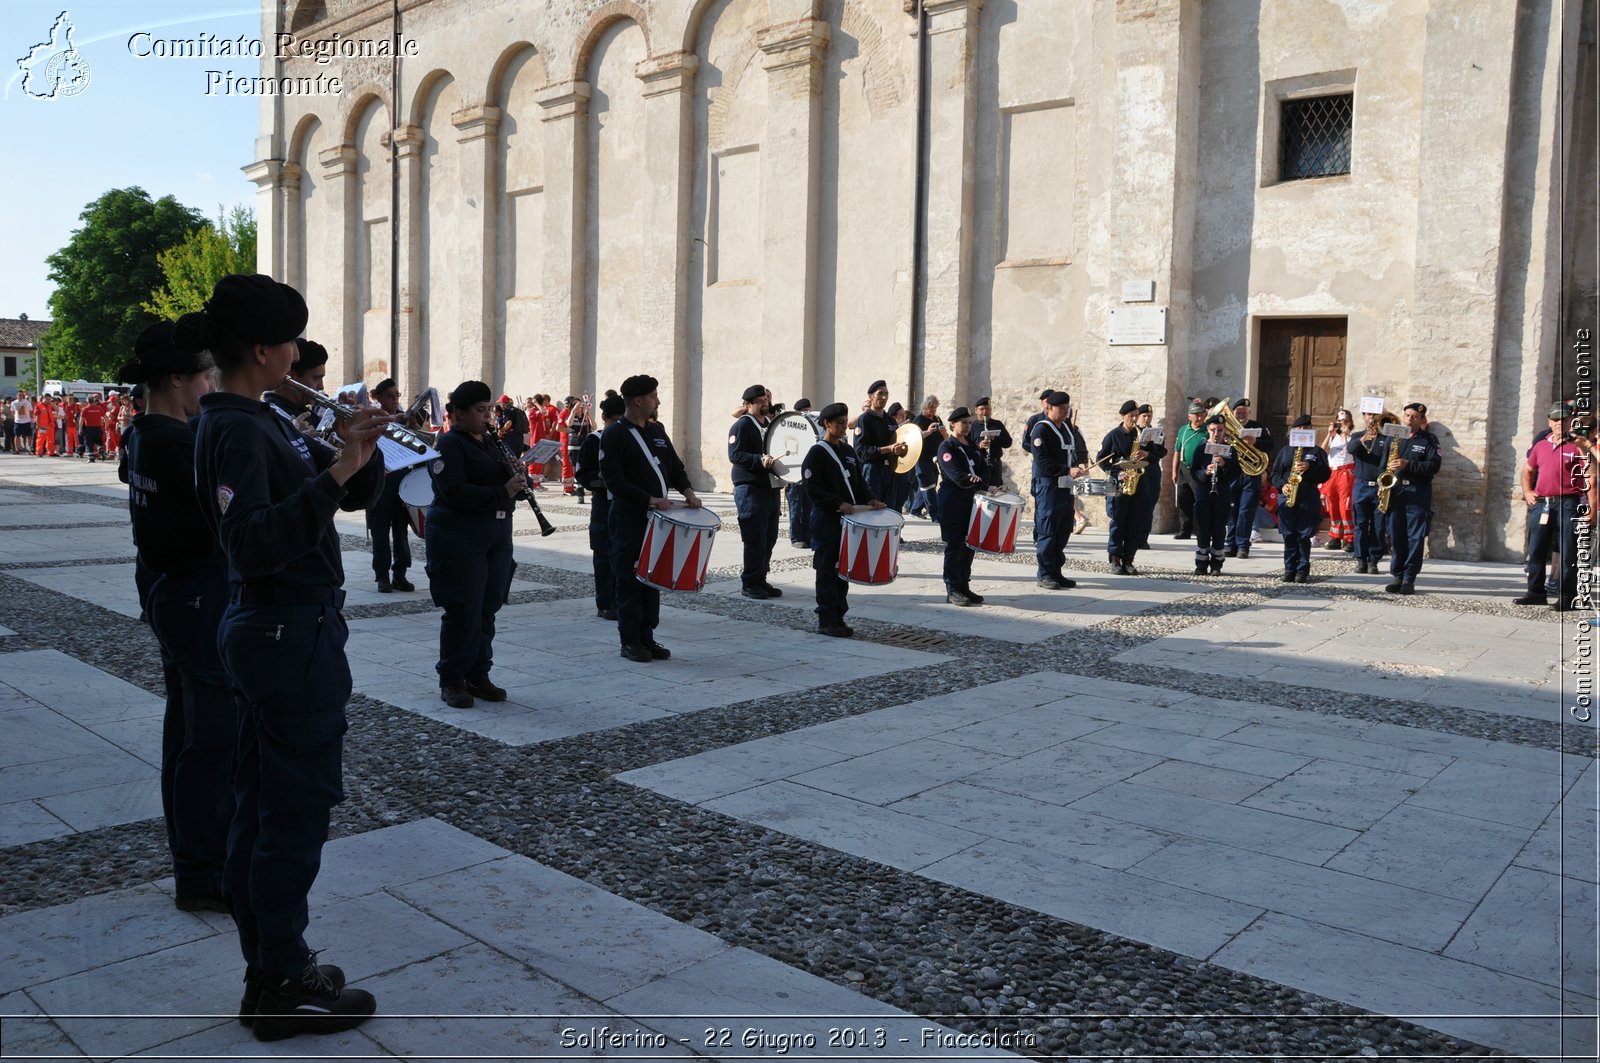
[488,433,556,537]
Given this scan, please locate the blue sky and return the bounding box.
[1,2,261,320]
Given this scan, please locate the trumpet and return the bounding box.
[1207,398,1269,477]
[278,376,433,458]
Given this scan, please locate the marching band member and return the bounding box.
[189,274,384,1040]
[1029,391,1082,589]
[576,393,623,619]
[365,378,416,594]
[495,393,528,458]
[972,397,1013,488]
[1268,414,1330,583]
[1173,401,1207,539]
[264,339,329,430]
[786,397,815,547]
[600,374,701,663]
[1382,401,1442,595]
[937,406,987,605]
[1191,414,1240,574]
[1019,388,1053,456]
[803,402,882,637]
[1223,398,1272,558]
[909,395,946,520]
[1133,403,1160,550]
[1516,403,1596,611]
[1347,409,1394,573]
[427,381,520,708]
[855,380,908,506]
[1098,400,1166,575]
[729,383,783,599]
[119,321,232,914]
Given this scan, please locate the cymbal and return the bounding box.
[893,422,923,474]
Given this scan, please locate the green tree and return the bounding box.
[144,206,258,320]
[41,187,205,380]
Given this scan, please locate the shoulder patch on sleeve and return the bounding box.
[728,434,737,446]
[216,485,234,514]
[431,459,445,475]
[941,452,952,461]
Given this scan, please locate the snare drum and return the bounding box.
[636,506,723,592]
[1074,476,1110,497]
[397,467,435,538]
[838,509,904,586]
[967,491,1023,555]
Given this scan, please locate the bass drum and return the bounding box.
[763,411,822,485]
[397,467,435,538]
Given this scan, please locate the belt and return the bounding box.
[1363,480,1376,486]
[231,584,347,608]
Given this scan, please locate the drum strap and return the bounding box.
[1037,419,1074,467]
[812,440,857,505]
[628,426,669,498]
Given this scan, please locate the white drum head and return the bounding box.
[657,505,723,531]
[398,467,435,507]
[764,412,822,484]
[843,508,906,531]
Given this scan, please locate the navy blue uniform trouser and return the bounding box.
[589,522,614,611]
[786,482,812,544]
[1032,479,1073,579]
[1194,483,1229,563]
[940,486,976,592]
[1526,495,1584,604]
[1226,475,1262,550]
[426,515,514,682]
[1107,493,1141,562]
[864,463,896,506]
[367,472,413,579]
[812,531,850,627]
[1386,490,1432,583]
[735,484,780,590]
[149,567,235,900]
[609,507,660,645]
[1353,488,1387,562]
[1277,502,1320,574]
[220,601,350,980]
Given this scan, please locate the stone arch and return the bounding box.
[288,0,325,33]
[291,116,338,342]
[339,86,390,145]
[350,96,393,380]
[416,74,466,389]
[406,68,457,130]
[286,111,323,169]
[573,1,653,80]
[485,41,548,109]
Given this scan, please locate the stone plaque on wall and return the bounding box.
[1108,307,1167,345]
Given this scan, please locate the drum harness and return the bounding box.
[811,439,858,506]
[627,425,669,498]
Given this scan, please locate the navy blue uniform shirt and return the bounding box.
[599,418,692,512]
[728,413,775,488]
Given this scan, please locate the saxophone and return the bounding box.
[1283,447,1304,507]
[1121,462,1144,496]
[1376,432,1399,513]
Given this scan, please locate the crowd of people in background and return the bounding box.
[3,388,139,461]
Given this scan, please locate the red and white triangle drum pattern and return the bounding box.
[838,509,904,586]
[635,507,723,591]
[966,491,1023,555]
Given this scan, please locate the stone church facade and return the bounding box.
[251,0,1594,561]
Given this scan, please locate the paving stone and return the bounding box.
[966,743,1165,806]
[936,706,1112,755]
[787,739,1013,805]
[309,817,510,905]
[1076,723,1310,777]
[0,749,154,805]
[1406,758,1575,829]
[1515,804,1599,881]
[704,781,986,871]
[1128,838,1474,951]
[1125,759,1278,803]
[36,776,163,832]
[0,648,163,724]
[0,798,73,847]
[885,781,1173,869]
[1070,782,1360,864]
[921,839,1262,960]
[1325,803,1536,902]
[616,735,853,804]
[1212,913,1592,1060]
[1241,759,1427,830]
[10,562,143,618]
[1443,865,1600,988]
[388,856,729,1001]
[1220,722,1454,777]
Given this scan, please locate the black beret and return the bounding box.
[974,396,991,408]
[1039,388,1054,400]
[794,397,812,411]
[1119,400,1138,415]
[1137,403,1152,414]
[620,374,658,398]
[1292,414,1313,428]
[292,338,329,372]
[886,402,904,417]
[118,321,213,384]
[207,274,307,345]
[1404,401,1428,415]
[1206,414,1226,426]
[598,395,626,418]
[372,377,397,395]
[742,384,767,402]
[1234,397,1251,408]
[448,380,492,409]
[1047,391,1071,408]
[947,406,972,423]
[868,379,888,394]
[819,402,849,421]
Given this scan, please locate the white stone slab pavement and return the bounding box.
[351,597,949,745]
[0,648,165,847]
[622,671,1599,1058]
[1116,594,1568,720]
[0,818,1013,1061]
